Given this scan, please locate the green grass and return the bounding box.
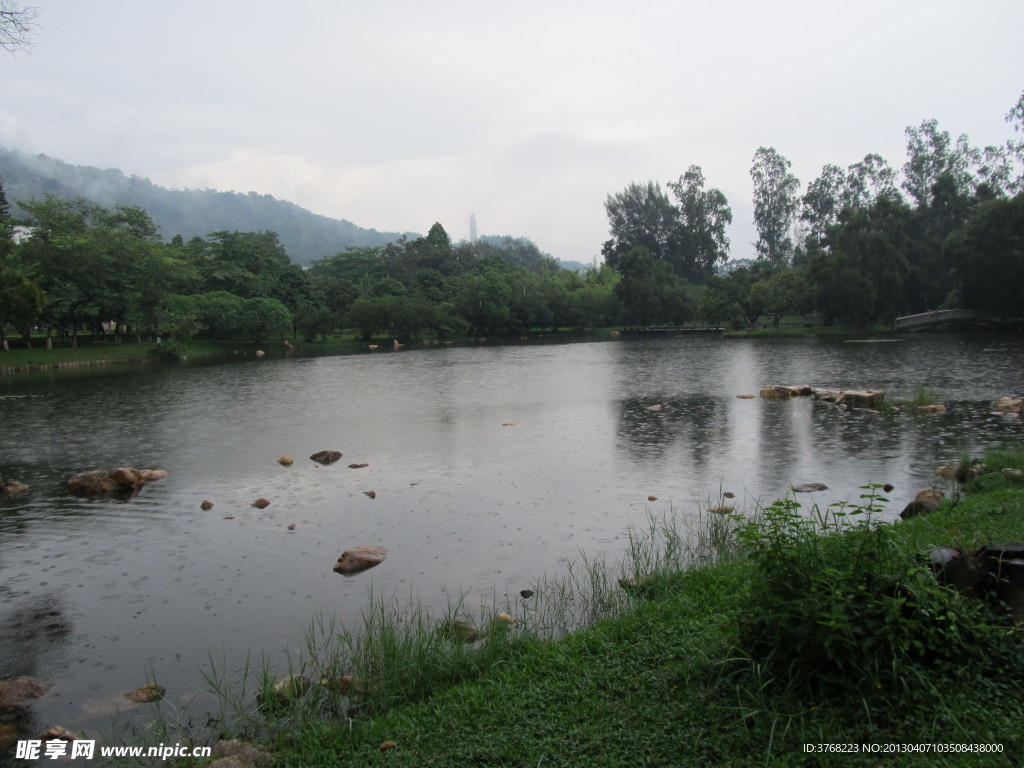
[102,454,1024,767]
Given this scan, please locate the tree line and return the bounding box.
[603,91,1024,328]
[0,191,624,352]
[2,91,1023,352]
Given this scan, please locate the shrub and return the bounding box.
[736,486,1017,698]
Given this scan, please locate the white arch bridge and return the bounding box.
[894,309,984,331]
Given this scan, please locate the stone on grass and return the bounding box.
[209,740,273,768]
[437,620,486,643]
[899,488,944,520]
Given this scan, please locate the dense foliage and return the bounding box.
[0,192,622,352]
[604,90,1024,328]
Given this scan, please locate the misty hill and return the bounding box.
[0,147,416,266]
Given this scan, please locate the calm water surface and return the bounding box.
[1,334,1022,740]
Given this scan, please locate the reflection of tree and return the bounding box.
[615,395,729,469]
[0,593,73,679]
[0,593,72,747]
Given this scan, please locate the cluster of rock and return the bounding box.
[760,385,887,410]
[0,676,166,753]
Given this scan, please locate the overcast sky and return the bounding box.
[2,0,1022,263]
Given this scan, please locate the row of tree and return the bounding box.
[0,188,625,351]
[2,93,1022,349]
[603,92,1024,327]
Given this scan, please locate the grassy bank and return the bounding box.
[108,450,1024,768]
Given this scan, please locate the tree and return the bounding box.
[1004,90,1024,194]
[949,193,1024,319]
[17,196,107,346]
[200,231,291,298]
[800,164,846,246]
[602,181,679,267]
[238,297,292,346]
[901,119,976,209]
[455,267,513,335]
[827,194,910,327]
[0,0,38,54]
[0,268,44,349]
[749,266,812,328]
[751,147,801,264]
[666,165,732,281]
[844,154,899,211]
[612,246,688,326]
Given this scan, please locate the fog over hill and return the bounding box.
[0,147,417,266]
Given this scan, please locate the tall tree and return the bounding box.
[602,181,679,267]
[828,194,910,327]
[1005,90,1024,194]
[750,147,801,264]
[948,193,1024,319]
[901,119,976,209]
[800,164,846,246]
[844,153,899,210]
[666,165,732,282]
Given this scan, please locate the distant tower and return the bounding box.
[469,214,478,244]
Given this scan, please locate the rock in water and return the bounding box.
[251,498,271,509]
[0,676,53,713]
[124,683,165,704]
[310,450,342,465]
[0,478,29,496]
[333,546,388,575]
[792,483,828,493]
[66,468,167,498]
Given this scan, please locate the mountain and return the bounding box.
[0,147,417,266]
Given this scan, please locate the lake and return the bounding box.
[1,332,1022,744]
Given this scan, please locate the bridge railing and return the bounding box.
[895,309,981,330]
